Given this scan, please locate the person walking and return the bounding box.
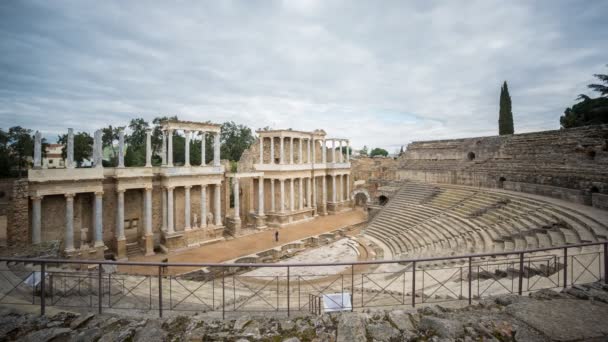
[274,230,279,243]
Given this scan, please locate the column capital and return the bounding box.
[144,186,153,191]
[201,184,208,189]
[184,185,192,190]
[94,191,104,196]
[31,195,43,201]
[165,186,175,191]
[116,189,126,194]
[65,193,75,199]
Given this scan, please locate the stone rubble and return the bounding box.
[0,282,608,341]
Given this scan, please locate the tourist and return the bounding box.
[275,230,279,243]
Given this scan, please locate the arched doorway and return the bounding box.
[378,195,389,206]
[498,177,506,189]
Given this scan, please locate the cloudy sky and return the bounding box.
[0,0,606,151]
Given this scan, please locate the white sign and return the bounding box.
[24,272,42,287]
[322,293,352,312]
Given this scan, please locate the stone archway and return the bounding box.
[351,189,371,208]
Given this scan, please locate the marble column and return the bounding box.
[332,175,337,202]
[270,137,275,164]
[143,187,154,255]
[289,137,294,164]
[340,175,345,202]
[161,131,167,166]
[331,140,336,163]
[280,137,285,164]
[289,178,295,211]
[346,174,350,202]
[346,140,350,162]
[322,176,327,212]
[200,185,207,228]
[306,177,312,208]
[339,140,344,163]
[270,179,276,212]
[116,190,126,239]
[233,178,240,221]
[145,129,152,167]
[118,129,125,168]
[298,177,304,210]
[166,187,175,233]
[279,179,285,213]
[322,139,327,163]
[167,130,174,167]
[258,177,264,215]
[298,138,303,164]
[161,188,167,231]
[213,132,221,167]
[64,193,75,252]
[201,132,206,165]
[31,196,42,244]
[307,138,311,164]
[259,136,264,164]
[34,131,42,168]
[94,130,103,168]
[67,128,74,169]
[184,130,191,167]
[94,191,104,247]
[312,177,317,209]
[184,186,191,230]
[214,183,222,226]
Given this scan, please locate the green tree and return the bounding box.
[8,126,34,177]
[101,125,123,165]
[560,65,608,128]
[220,121,255,162]
[360,145,369,156]
[0,128,10,177]
[124,118,150,167]
[370,147,389,157]
[57,132,93,167]
[498,81,514,135]
[151,116,178,165]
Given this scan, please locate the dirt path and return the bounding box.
[120,210,367,275]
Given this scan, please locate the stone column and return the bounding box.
[298,138,303,164]
[213,132,221,167]
[161,131,167,166]
[346,140,350,162]
[64,193,75,252]
[143,187,154,255]
[270,179,275,212]
[200,185,207,228]
[298,178,304,210]
[214,183,222,226]
[34,131,42,168]
[259,136,264,164]
[279,179,285,213]
[94,191,104,247]
[31,196,42,244]
[116,190,126,239]
[332,175,337,202]
[166,187,175,234]
[340,175,345,202]
[258,177,264,216]
[331,139,336,163]
[167,129,174,167]
[289,178,295,211]
[270,137,275,164]
[201,132,206,166]
[161,188,167,231]
[339,140,344,163]
[145,129,152,167]
[307,138,311,164]
[289,137,294,164]
[346,174,351,202]
[312,177,317,209]
[321,175,327,214]
[184,130,191,167]
[233,178,240,221]
[322,139,327,163]
[67,128,74,169]
[184,186,192,230]
[94,130,103,168]
[118,129,125,168]
[306,177,312,208]
[312,139,316,164]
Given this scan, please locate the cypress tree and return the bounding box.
[498,81,514,135]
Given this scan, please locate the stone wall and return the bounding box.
[350,157,399,203]
[6,179,28,245]
[397,124,608,207]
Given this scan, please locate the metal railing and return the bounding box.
[0,241,606,317]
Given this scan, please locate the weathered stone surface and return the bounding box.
[388,309,415,331]
[70,313,94,329]
[134,320,167,342]
[366,321,400,341]
[234,315,252,330]
[22,327,71,342]
[506,299,608,341]
[419,316,464,339]
[282,337,301,342]
[336,313,366,342]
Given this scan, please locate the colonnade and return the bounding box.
[161,129,221,167]
[258,136,350,164]
[161,183,223,234]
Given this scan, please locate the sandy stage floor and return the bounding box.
[119,210,366,275]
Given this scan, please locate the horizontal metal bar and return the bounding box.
[0,241,602,268]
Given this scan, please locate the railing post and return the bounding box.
[351,264,354,312]
[287,266,290,317]
[411,261,416,307]
[222,269,225,320]
[518,252,524,295]
[98,264,102,314]
[468,257,472,305]
[40,262,45,316]
[604,242,608,284]
[563,247,568,289]
[158,266,163,318]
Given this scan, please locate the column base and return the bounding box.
[143,234,155,256]
[225,217,242,236]
[254,214,267,229]
[319,204,328,216]
[326,201,342,214]
[115,238,127,260]
[161,231,186,252]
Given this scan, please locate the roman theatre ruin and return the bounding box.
[1,121,608,316]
